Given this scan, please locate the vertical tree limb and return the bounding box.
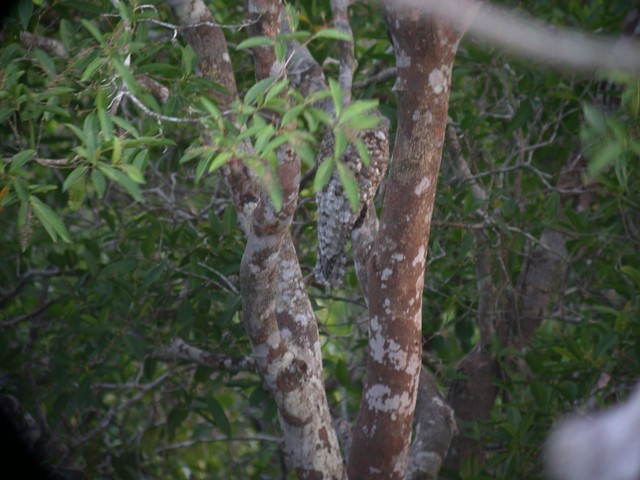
[347,5,467,477]
[407,369,457,480]
[330,0,356,105]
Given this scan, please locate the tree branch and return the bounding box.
[407,370,457,480]
[154,338,257,373]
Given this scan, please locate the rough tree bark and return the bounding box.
[167,1,345,477]
[347,4,467,478]
[168,0,469,478]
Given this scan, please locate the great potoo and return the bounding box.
[314,115,390,287]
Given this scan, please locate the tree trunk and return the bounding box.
[347,4,466,477]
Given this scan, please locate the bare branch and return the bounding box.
[0,300,56,328]
[153,338,257,373]
[20,31,68,58]
[54,369,180,472]
[353,67,397,90]
[124,90,203,123]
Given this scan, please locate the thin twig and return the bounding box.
[124,91,204,123]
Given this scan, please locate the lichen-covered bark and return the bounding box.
[347,5,465,478]
[407,370,457,480]
[330,0,356,105]
[246,0,281,81]
[167,1,345,477]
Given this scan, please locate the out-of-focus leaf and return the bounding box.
[336,161,359,212]
[29,195,71,243]
[313,157,334,193]
[63,166,88,192]
[314,28,352,42]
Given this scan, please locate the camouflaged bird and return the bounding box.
[314,115,390,287]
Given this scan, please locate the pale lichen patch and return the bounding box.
[412,246,426,267]
[396,47,411,68]
[414,177,430,196]
[387,340,408,370]
[365,385,414,420]
[267,330,281,348]
[428,68,447,95]
[381,268,393,281]
[391,253,405,262]
[370,331,386,363]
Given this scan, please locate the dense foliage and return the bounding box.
[0,0,638,478]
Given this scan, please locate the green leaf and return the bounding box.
[181,45,197,76]
[237,118,267,141]
[99,165,144,202]
[68,178,85,211]
[208,151,233,173]
[179,147,206,164]
[81,56,106,82]
[207,397,232,437]
[9,149,35,173]
[306,107,333,127]
[621,266,640,289]
[177,299,193,324]
[120,137,174,148]
[293,141,315,167]
[195,158,209,183]
[111,136,122,164]
[137,265,165,294]
[63,166,88,192]
[18,0,33,30]
[504,101,533,136]
[333,131,348,160]
[117,164,145,184]
[346,114,381,131]
[355,138,371,166]
[80,19,104,45]
[253,124,275,155]
[111,116,140,137]
[582,103,607,135]
[336,162,359,212]
[96,90,113,140]
[274,42,286,63]
[284,4,299,30]
[314,28,352,42]
[339,99,379,127]
[200,97,221,119]
[111,57,138,95]
[91,169,106,198]
[29,195,71,243]
[32,49,56,75]
[263,135,288,156]
[244,77,273,106]
[66,123,87,143]
[264,78,289,103]
[313,157,334,193]
[329,78,343,115]
[236,36,274,50]
[588,141,623,175]
[281,104,304,127]
[12,178,29,203]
